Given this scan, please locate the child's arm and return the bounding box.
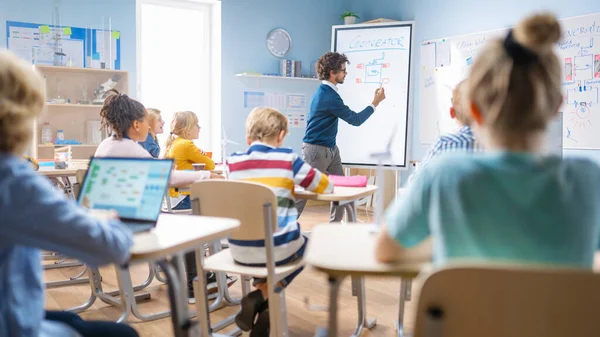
[184,140,215,170]
[291,153,334,194]
[3,170,133,267]
[170,170,212,187]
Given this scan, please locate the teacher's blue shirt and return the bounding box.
[303,81,375,148]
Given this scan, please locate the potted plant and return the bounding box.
[340,11,360,25]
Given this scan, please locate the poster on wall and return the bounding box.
[6,20,121,69]
[243,91,307,128]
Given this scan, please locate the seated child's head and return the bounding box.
[147,108,164,137]
[168,111,200,140]
[245,107,289,147]
[100,89,149,142]
[0,51,45,155]
[450,80,470,126]
[466,13,562,151]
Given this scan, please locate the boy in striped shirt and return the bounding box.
[409,80,481,183]
[226,107,334,335]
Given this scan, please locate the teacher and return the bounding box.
[297,51,386,222]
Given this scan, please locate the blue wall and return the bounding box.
[349,0,600,167]
[0,0,137,96]
[221,0,345,152]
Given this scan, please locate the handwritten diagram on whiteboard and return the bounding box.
[557,15,600,149]
[419,12,600,150]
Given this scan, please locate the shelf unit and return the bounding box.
[235,73,320,82]
[32,65,129,160]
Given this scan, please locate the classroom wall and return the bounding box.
[0,0,137,96]
[221,0,346,153]
[349,0,600,170]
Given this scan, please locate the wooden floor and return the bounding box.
[44,202,415,336]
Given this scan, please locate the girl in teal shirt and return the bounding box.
[376,13,600,268]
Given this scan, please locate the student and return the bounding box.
[226,107,334,336]
[376,13,600,268]
[164,110,215,210]
[408,80,480,183]
[94,92,227,303]
[138,108,164,158]
[0,51,138,337]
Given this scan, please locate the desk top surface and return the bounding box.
[38,168,81,177]
[305,224,429,278]
[295,185,377,202]
[130,213,239,261]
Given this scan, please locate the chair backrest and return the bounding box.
[190,180,278,241]
[415,264,600,337]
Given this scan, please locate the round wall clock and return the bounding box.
[266,28,292,58]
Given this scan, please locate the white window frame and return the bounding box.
[136,0,221,160]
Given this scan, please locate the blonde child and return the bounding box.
[0,51,138,337]
[226,107,334,336]
[408,80,481,183]
[139,108,164,158]
[165,110,215,210]
[376,13,600,268]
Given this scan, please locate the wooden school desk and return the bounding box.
[39,168,80,198]
[295,185,378,337]
[294,185,378,222]
[128,213,239,337]
[305,225,430,337]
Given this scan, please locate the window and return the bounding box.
[137,0,221,160]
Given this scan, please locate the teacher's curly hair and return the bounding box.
[317,52,349,81]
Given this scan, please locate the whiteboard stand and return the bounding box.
[370,150,391,227]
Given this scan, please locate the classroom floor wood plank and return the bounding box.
[45,204,415,336]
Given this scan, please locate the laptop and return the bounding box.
[78,157,174,233]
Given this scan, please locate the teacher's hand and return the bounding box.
[372,87,386,107]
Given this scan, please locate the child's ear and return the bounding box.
[278,130,286,143]
[133,120,140,131]
[449,107,456,119]
[470,101,484,126]
[246,137,252,146]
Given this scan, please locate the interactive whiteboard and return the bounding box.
[333,22,414,167]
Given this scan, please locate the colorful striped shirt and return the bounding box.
[409,126,480,183]
[226,142,334,264]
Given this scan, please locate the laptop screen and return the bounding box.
[78,157,173,221]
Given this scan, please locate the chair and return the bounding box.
[190,180,304,337]
[414,263,600,337]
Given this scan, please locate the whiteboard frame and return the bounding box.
[331,21,415,170]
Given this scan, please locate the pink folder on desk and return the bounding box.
[328,175,368,187]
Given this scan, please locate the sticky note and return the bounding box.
[63,27,72,35]
[111,31,120,39]
[40,25,50,34]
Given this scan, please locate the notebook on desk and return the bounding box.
[78,157,173,233]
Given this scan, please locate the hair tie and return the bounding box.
[504,30,539,65]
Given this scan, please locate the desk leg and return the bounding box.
[160,253,199,337]
[316,276,345,337]
[395,278,412,337]
[194,248,213,337]
[346,202,376,337]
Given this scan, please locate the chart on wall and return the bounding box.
[243,91,308,128]
[333,22,413,167]
[419,12,600,151]
[6,21,121,69]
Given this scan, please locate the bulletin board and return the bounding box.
[6,20,121,69]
